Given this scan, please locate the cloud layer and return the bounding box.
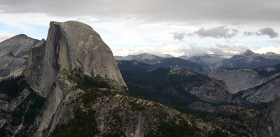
[0,0,280,57]
[112,42,253,57]
[1,0,280,24]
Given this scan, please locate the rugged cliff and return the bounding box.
[25,21,126,97]
[22,21,127,136]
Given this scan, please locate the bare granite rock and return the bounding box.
[210,67,280,103]
[25,21,126,97]
[23,21,126,136]
[209,69,265,94]
[243,78,280,103]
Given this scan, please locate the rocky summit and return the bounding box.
[25,21,126,97]
[21,21,128,136]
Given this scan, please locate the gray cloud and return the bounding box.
[0,0,280,24]
[207,44,249,55]
[244,28,278,38]
[244,31,254,36]
[172,32,186,41]
[193,26,238,38]
[257,28,278,38]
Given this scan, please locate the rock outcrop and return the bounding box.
[0,34,44,80]
[22,21,126,136]
[25,21,126,97]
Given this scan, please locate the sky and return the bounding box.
[0,0,280,57]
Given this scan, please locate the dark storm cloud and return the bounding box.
[257,28,278,38]
[172,32,186,41]
[0,0,280,24]
[193,26,238,38]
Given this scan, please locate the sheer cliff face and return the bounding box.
[25,21,126,96]
[0,34,44,80]
[22,21,126,136]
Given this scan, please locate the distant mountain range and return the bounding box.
[217,50,280,69]
[116,51,280,104]
[117,58,211,74]
[186,50,280,69]
[183,54,225,69]
[115,53,173,61]
[117,52,280,104]
[116,50,280,69]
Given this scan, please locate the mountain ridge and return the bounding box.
[116,50,280,70]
